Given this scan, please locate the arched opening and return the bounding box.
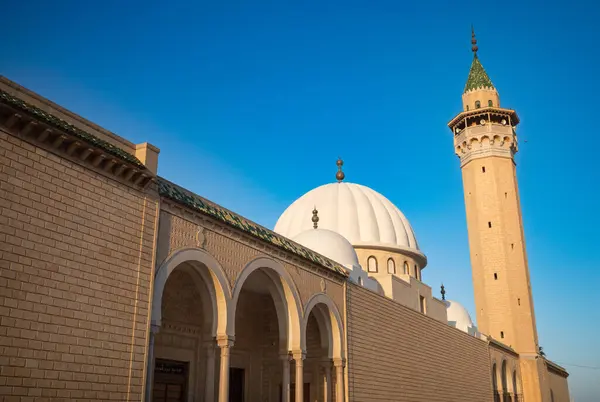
[488,100,494,107]
[501,360,509,400]
[367,256,378,273]
[387,258,396,274]
[403,261,409,275]
[149,248,231,402]
[512,369,520,400]
[475,100,481,109]
[230,257,303,402]
[302,294,345,402]
[550,389,555,402]
[492,363,499,402]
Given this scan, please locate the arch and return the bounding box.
[152,247,231,336]
[231,257,303,352]
[491,362,498,391]
[403,261,409,275]
[475,100,481,109]
[488,100,494,107]
[367,256,378,273]
[301,293,345,359]
[387,258,396,274]
[501,360,508,393]
[512,369,519,396]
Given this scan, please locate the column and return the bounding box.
[217,336,234,402]
[204,340,216,402]
[333,358,345,402]
[292,352,305,402]
[144,323,160,402]
[322,359,332,402]
[281,353,290,402]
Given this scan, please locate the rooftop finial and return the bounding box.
[312,206,319,229]
[336,157,345,182]
[441,283,446,300]
[471,25,478,54]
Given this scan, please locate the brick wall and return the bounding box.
[346,283,493,402]
[0,131,158,401]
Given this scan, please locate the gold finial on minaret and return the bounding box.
[441,284,446,301]
[471,25,478,54]
[336,158,345,182]
[312,206,319,229]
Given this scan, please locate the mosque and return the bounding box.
[0,32,570,402]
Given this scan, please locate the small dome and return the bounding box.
[293,228,360,269]
[445,300,474,333]
[275,182,421,254]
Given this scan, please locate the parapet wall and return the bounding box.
[346,283,493,402]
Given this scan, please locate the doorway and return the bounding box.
[153,359,188,402]
[229,367,245,402]
[286,383,310,402]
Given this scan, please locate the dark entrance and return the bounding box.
[229,367,245,402]
[153,359,188,402]
[282,383,309,402]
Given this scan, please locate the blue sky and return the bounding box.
[2,0,599,399]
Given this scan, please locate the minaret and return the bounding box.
[448,29,549,402]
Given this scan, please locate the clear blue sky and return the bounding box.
[2,0,599,399]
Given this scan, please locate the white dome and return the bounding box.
[275,182,420,253]
[445,300,474,333]
[292,228,360,269]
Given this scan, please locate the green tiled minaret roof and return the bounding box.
[464,27,495,93]
[464,54,495,93]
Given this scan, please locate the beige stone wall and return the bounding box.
[547,369,569,402]
[346,283,493,401]
[0,131,158,401]
[462,155,538,352]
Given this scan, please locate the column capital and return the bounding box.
[216,335,234,348]
[280,352,291,362]
[291,350,306,361]
[333,357,346,368]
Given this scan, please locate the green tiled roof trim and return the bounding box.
[464,55,495,93]
[0,89,145,169]
[157,177,349,277]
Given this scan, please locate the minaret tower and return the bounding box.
[448,29,549,402]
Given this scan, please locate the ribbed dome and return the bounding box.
[275,182,419,252]
[445,300,474,333]
[293,229,360,269]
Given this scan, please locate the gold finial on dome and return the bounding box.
[336,157,345,182]
[441,283,446,301]
[471,25,478,54]
[312,206,319,229]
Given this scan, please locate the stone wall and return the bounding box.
[0,131,158,401]
[346,283,493,402]
[547,368,570,402]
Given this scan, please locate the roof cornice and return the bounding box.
[0,89,153,188]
